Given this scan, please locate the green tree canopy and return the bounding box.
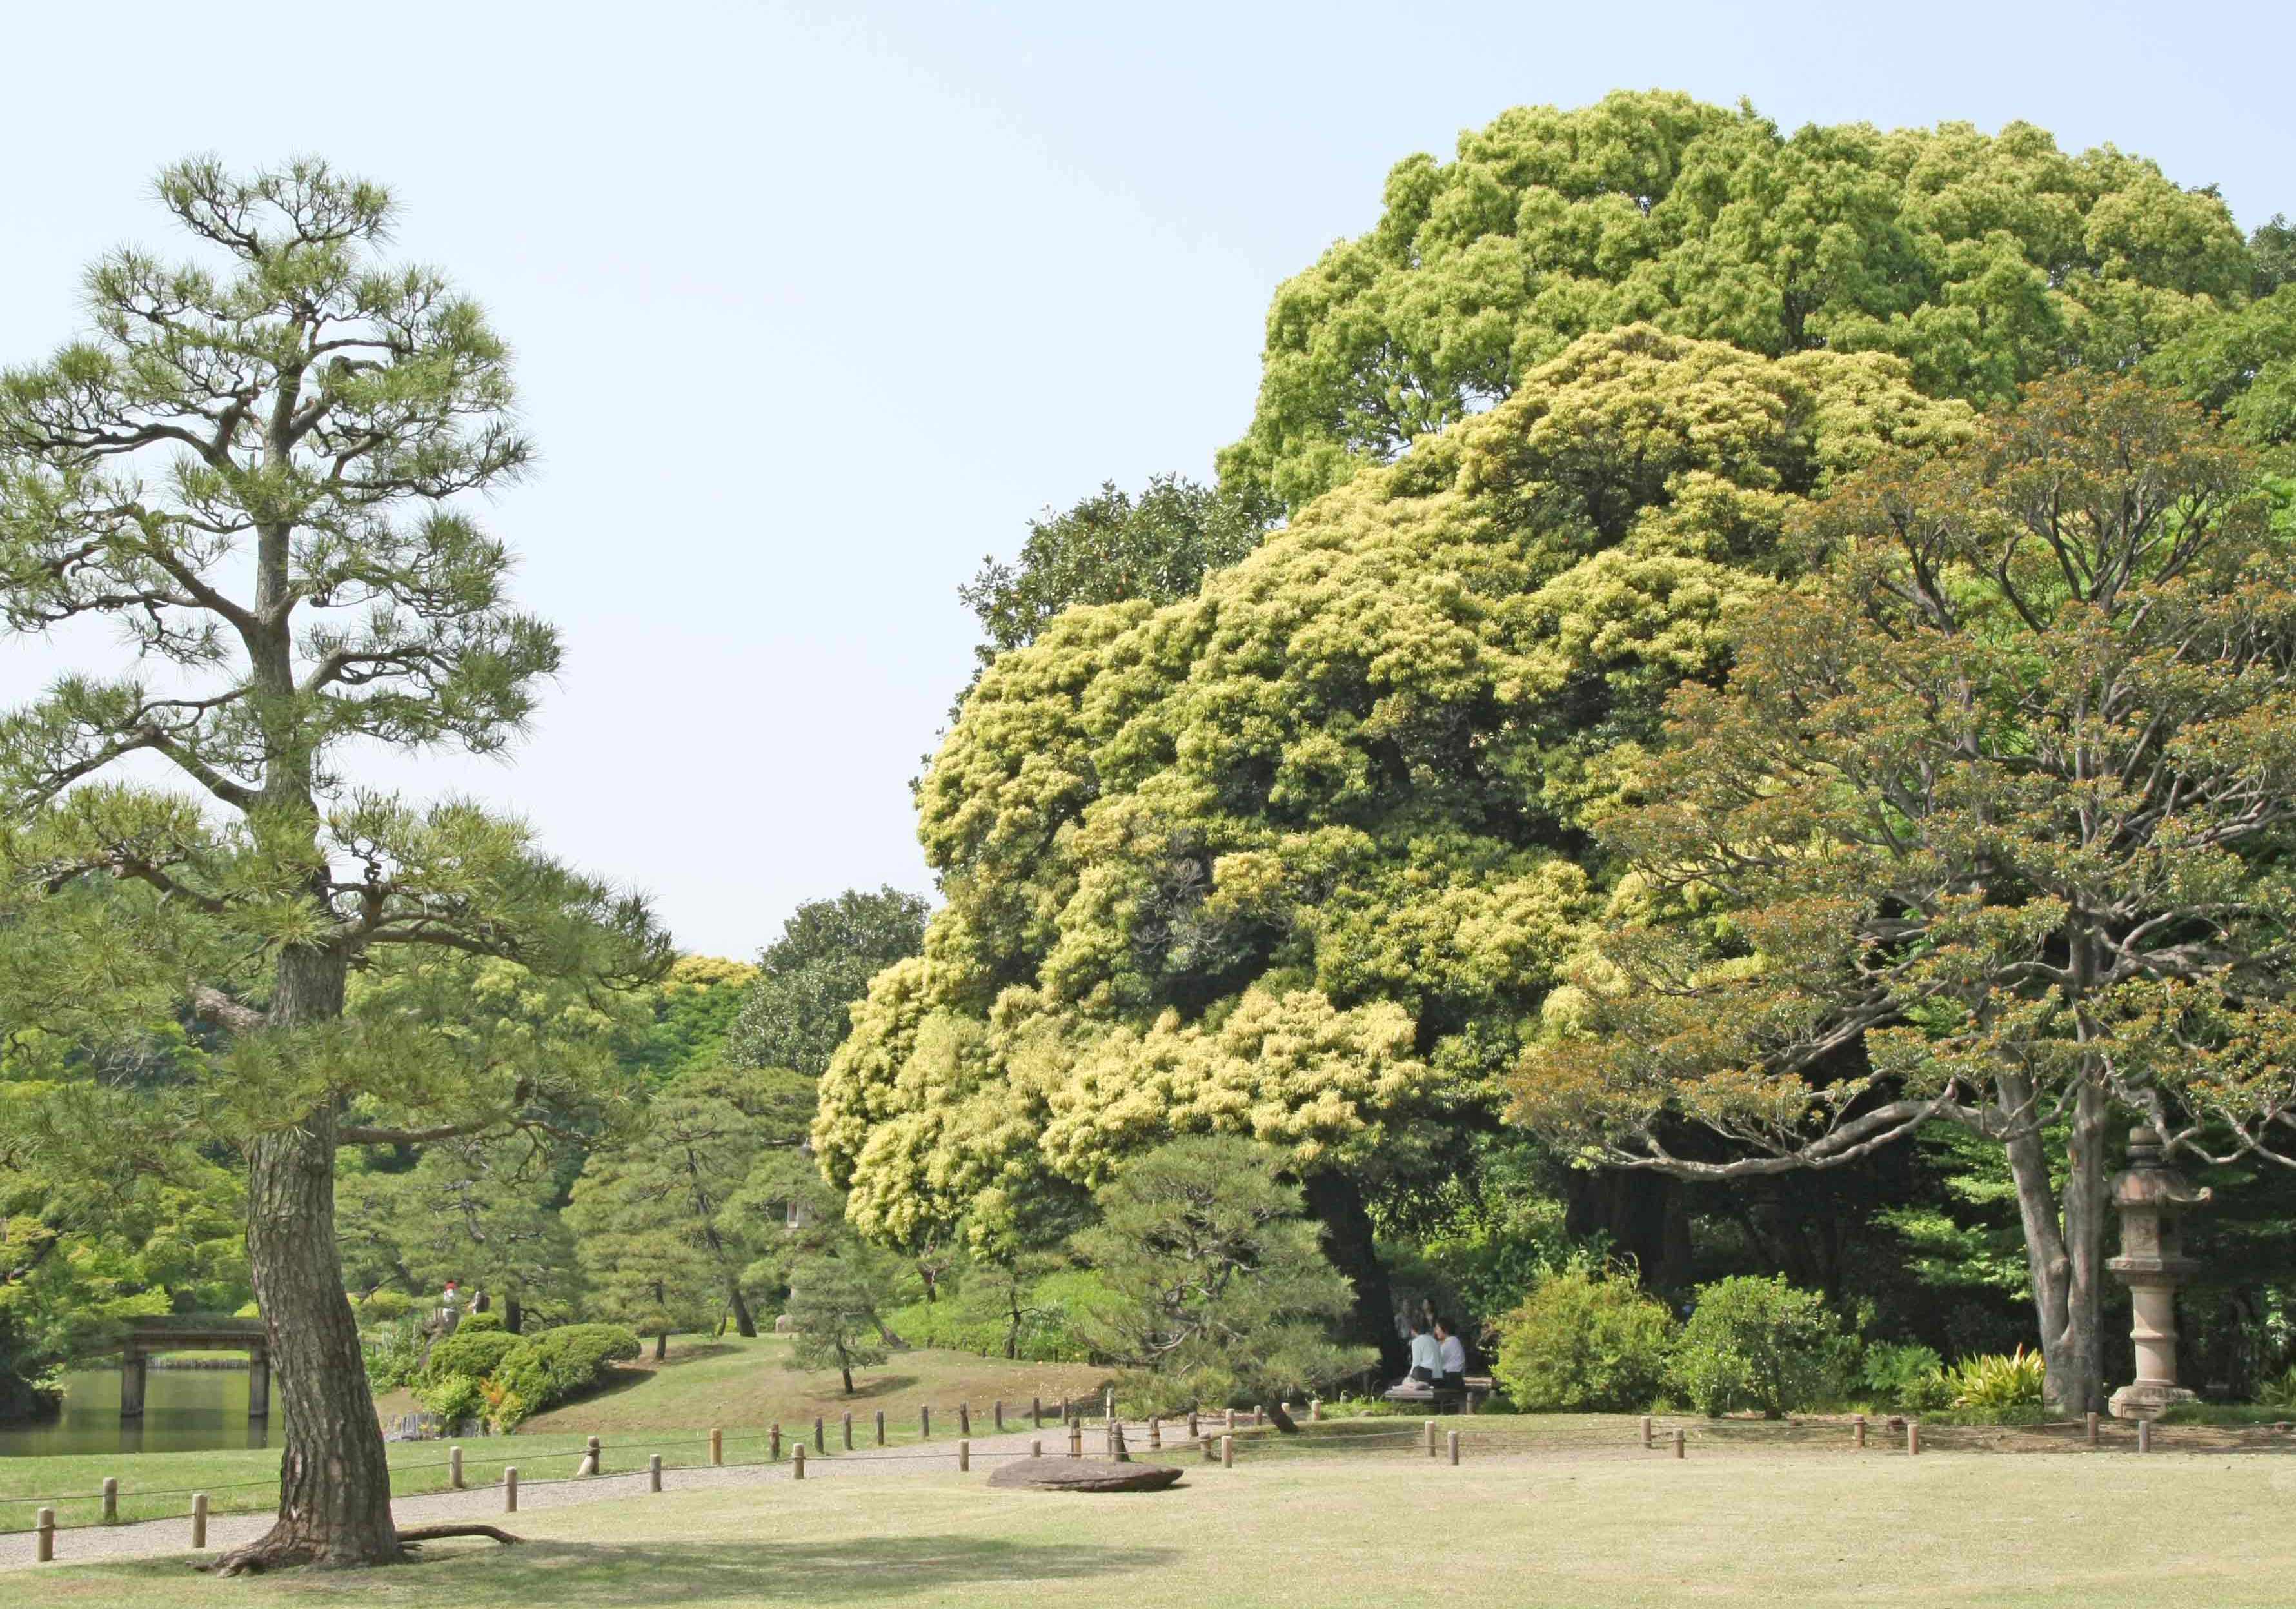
[815,324,1973,1352]
[1222,92,2281,509]
[960,475,1276,664]
[1509,375,2296,1412]
[726,887,929,1078]
[1069,1136,1373,1409]
[567,1065,792,1343]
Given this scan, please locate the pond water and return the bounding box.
[0,1367,272,1457]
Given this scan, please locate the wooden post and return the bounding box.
[2086,1410,2100,1447]
[771,1423,782,1461]
[1188,1410,1200,1438]
[843,1412,854,1451]
[35,1508,53,1564]
[1068,1418,1083,1458]
[505,1468,518,1512]
[1255,1405,1266,1428]
[1201,1435,1218,1462]
[875,1409,886,1446]
[192,1492,209,1549]
[1311,1399,1322,1423]
[1225,1408,1236,1434]
[1672,1428,1685,1460]
[711,1428,724,1466]
[1425,1419,1439,1458]
[584,1434,602,1476]
[1220,1434,1234,1469]
[450,1444,465,1490]
[1447,1430,1461,1466]
[996,1399,1005,1432]
[960,1402,971,1437]
[649,1453,663,1493]
[1148,1416,1162,1449]
[1853,1414,1866,1450]
[1104,1386,1114,1421]
[793,1445,806,1481]
[813,1416,824,1452]
[1032,1395,1042,1428]
[1641,1415,1653,1450]
[2139,1419,2153,1454]
[959,1439,971,1472]
[101,1477,117,1525]
[1908,1421,1921,1456]
[921,1406,931,1441]
[1032,1439,1043,1458]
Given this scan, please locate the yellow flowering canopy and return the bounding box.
[816,325,1973,1249]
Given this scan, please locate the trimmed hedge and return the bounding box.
[490,1323,642,1426]
[423,1328,520,1384]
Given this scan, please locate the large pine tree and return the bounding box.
[0,161,663,1570]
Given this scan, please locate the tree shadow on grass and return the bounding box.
[106,1536,1179,1603]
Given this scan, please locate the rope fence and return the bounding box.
[12,1404,2294,1557]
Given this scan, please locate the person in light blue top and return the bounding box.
[1406,1316,1442,1385]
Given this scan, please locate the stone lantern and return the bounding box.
[2106,1126,2211,1421]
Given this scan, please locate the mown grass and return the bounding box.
[0,1334,1108,1534]
[12,1443,2296,1606]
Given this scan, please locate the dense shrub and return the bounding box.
[2257,1365,2296,1410]
[423,1328,520,1384]
[489,1323,642,1426]
[415,1371,487,1423]
[1945,1347,2045,1414]
[1670,1276,1855,1418]
[355,1290,413,1322]
[460,1310,506,1334]
[362,1316,424,1391]
[1493,1265,1676,1411]
[1859,1342,1954,1413]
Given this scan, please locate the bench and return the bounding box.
[1380,1375,1496,1414]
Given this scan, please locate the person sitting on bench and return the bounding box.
[1434,1318,1467,1394]
[1405,1316,1442,1386]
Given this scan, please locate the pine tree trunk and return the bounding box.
[727,1283,758,1338]
[503,1296,523,1336]
[219,945,401,1574]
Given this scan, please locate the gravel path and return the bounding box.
[0,1422,1193,1572]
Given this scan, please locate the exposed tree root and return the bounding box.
[398,1523,523,1548]
[205,1523,520,1576]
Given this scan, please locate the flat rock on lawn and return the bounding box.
[986,1456,1183,1493]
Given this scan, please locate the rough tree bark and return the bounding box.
[219,945,400,1574]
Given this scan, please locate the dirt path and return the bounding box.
[0,1422,1187,1572]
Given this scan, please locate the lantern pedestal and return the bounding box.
[2106,1127,2210,1422]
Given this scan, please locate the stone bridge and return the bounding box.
[108,1316,270,1419]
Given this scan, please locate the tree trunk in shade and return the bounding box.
[1302,1172,1406,1374]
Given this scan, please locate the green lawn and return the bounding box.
[10,1446,2294,1607]
[0,1335,1107,1534]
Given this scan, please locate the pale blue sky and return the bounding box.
[4,1,2290,956]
